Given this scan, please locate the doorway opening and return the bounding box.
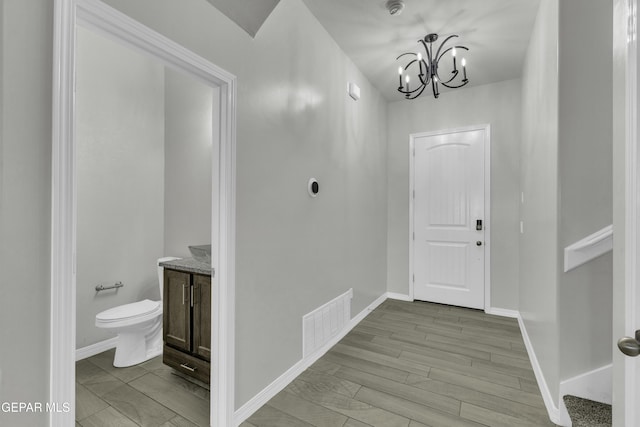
[51,1,236,426]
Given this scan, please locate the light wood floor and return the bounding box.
[76,299,556,426]
[243,299,557,427]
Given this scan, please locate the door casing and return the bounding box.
[409,124,491,309]
[51,1,237,426]
[613,0,640,424]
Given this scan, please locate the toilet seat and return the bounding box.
[96,299,161,328]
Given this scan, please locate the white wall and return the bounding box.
[163,68,213,259]
[75,28,166,349]
[386,79,521,310]
[0,1,52,424]
[519,0,560,404]
[102,0,388,408]
[557,0,612,382]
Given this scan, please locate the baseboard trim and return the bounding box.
[75,337,118,361]
[485,307,519,318]
[386,292,412,302]
[233,292,388,426]
[560,364,612,405]
[516,315,564,425]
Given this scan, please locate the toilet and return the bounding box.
[95,256,179,367]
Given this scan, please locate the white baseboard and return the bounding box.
[386,292,412,302]
[233,292,388,426]
[75,337,118,361]
[516,315,565,426]
[560,364,612,404]
[556,365,612,426]
[485,307,519,318]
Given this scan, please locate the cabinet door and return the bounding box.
[192,274,211,361]
[163,269,191,351]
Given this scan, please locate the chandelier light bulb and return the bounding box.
[452,47,457,57]
[405,75,410,83]
[398,66,403,75]
[417,52,422,61]
[462,58,466,67]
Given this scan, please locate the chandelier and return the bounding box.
[396,33,469,99]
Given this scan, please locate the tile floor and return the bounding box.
[77,300,556,427]
[75,349,209,426]
[243,299,556,427]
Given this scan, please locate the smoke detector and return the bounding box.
[385,0,404,16]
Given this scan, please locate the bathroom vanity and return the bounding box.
[160,258,212,384]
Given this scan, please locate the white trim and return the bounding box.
[386,292,412,302]
[51,1,77,425]
[75,337,118,361]
[516,314,563,425]
[51,1,237,426]
[563,224,613,272]
[408,124,491,309]
[625,0,640,424]
[558,364,612,426]
[560,364,613,405]
[484,307,519,318]
[233,293,388,426]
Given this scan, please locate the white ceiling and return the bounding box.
[300,0,541,101]
[206,0,280,37]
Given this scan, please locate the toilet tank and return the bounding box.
[157,257,180,299]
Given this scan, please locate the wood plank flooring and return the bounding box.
[243,299,557,427]
[75,348,209,426]
[77,300,556,426]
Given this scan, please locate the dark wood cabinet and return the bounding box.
[192,274,211,360]
[163,269,211,384]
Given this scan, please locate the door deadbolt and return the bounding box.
[617,330,640,357]
[476,241,482,246]
[476,219,483,231]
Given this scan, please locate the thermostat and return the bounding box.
[308,178,319,197]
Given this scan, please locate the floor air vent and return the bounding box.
[303,289,353,358]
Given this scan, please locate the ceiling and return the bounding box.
[205,0,280,37]
[300,0,541,101]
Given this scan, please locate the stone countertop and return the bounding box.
[160,257,212,276]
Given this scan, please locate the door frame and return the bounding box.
[408,124,491,309]
[615,0,640,423]
[50,1,237,426]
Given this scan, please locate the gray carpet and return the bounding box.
[563,395,611,427]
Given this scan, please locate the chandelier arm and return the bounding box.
[396,52,417,61]
[441,70,459,85]
[397,79,427,96]
[419,60,431,85]
[436,45,469,63]
[440,80,470,89]
[407,82,429,99]
[433,34,458,61]
[418,39,434,70]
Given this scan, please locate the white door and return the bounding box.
[411,127,487,309]
[613,0,640,424]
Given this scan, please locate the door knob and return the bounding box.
[617,330,640,357]
[476,241,482,246]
